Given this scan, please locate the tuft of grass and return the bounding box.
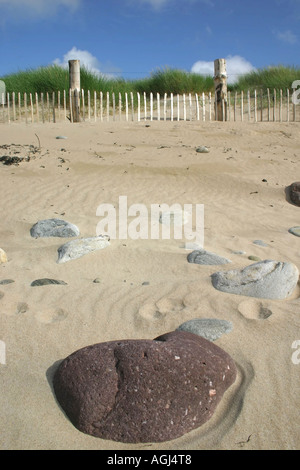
[230,65,300,92]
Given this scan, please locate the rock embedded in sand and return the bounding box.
[53,330,237,443]
[57,235,110,263]
[0,279,14,285]
[177,318,233,342]
[30,218,80,238]
[288,181,300,206]
[253,240,268,247]
[0,248,7,263]
[196,146,209,153]
[288,227,300,237]
[211,260,299,300]
[187,249,231,266]
[31,278,67,286]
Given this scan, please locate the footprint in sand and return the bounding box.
[0,294,29,316]
[138,297,186,322]
[35,308,68,324]
[238,299,273,320]
[15,302,29,315]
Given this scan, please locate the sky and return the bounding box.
[0,0,299,83]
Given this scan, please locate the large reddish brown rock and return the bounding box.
[53,331,237,443]
[288,182,300,206]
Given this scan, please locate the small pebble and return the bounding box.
[0,279,15,285]
[253,240,268,247]
[248,255,262,261]
[142,281,150,286]
[93,278,101,283]
[288,227,300,237]
[196,146,209,153]
[56,136,68,140]
[31,279,67,286]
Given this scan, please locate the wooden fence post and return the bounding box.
[69,59,81,122]
[214,58,228,121]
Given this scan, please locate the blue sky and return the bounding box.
[0,0,299,83]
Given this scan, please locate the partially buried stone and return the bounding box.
[30,218,80,238]
[177,318,233,342]
[211,259,299,300]
[0,279,14,285]
[196,146,209,153]
[53,330,237,443]
[57,235,110,263]
[248,255,261,261]
[253,240,268,247]
[289,182,300,206]
[288,227,300,237]
[187,249,231,265]
[0,248,7,263]
[31,278,67,286]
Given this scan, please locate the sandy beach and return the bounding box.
[0,118,299,450]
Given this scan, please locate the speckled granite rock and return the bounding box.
[53,331,237,443]
[211,260,299,300]
[187,249,231,265]
[30,218,80,238]
[57,235,110,263]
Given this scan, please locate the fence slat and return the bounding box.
[1,88,299,124]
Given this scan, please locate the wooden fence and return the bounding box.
[1,89,299,124]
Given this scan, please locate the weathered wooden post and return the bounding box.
[69,59,81,122]
[214,58,228,121]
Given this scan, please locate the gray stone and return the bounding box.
[187,249,231,265]
[53,331,237,443]
[57,235,110,263]
[288,181,300,206]
[196,146,209,153]
[0,279,14,285]
[30,218,80,238]
[211,260,299,300]
[253,240,268,247]
[231,250,246,255]
[177,318,233,341]
[288,227,300,237]
[31,278,67,286]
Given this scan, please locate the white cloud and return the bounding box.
[138,0,169,7]
[276,30,297,44]
[133,0,214,10]
[191,55,256,84]
[53,47,120,79]
[0,0,80,17]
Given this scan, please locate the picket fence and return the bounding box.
[0,89,299,124]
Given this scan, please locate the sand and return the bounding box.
[0,119,299,450]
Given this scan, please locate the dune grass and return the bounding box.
[1,64,299,103]
[230,65,300,92]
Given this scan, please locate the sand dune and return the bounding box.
[0,119,299,450]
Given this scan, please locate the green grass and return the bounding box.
[229,65,300,92]
[1,64,299,100]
